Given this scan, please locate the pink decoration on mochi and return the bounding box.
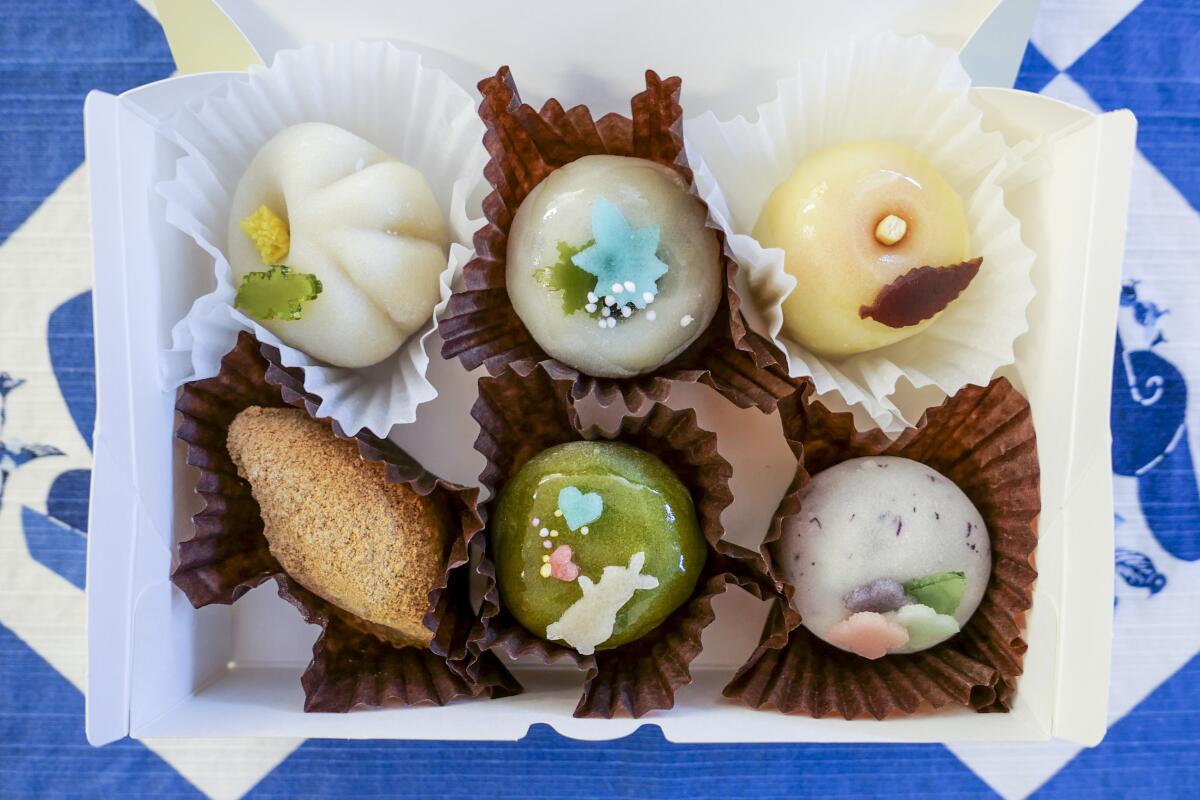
[548,544,581,582]
[825,611,909,659]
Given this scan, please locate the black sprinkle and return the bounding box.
[794,553,801,562]
[810,516,822,529]
[935,512,940,520]
[878,512,888,521]
[966,521,973,537]
[928,474,936,482]
[811,562,816,567]
[896,518,903,536]
[913,506,917,513]
[850,513,856,522]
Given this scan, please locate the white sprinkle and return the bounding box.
[623,280,636,292]
[597,319,608,329]
[587,291,598,303]
[601,306,611,318]
[680,314,694,328]
[532,518,540,526]
[540,527,550,537]
[581,526,589,535]
[543,540,553,549]
[585,303,597,313]
[620,305,632,318]
[612,282,624,294]
[646,310,657,321]
[604,295,616,306]
[642,291,654,304]
[607,317,617,329]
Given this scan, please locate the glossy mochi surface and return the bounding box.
[506,155,723,378]
[228,122,450,368]
[754,140,971,357]
[774,456,991,656]
[492,441,707,654]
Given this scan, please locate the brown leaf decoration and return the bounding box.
[860,257,983,328]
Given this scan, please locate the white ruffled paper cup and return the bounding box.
[686,33,1036,434]
[157,41,488,436]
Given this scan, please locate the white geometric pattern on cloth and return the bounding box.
[1030,0,1143,70]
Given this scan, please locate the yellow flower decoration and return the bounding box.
[239,205,290,264]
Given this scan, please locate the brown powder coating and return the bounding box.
[860,257,983,328]
[172,332,520,711]
[725,377,1039,719]
[437,66,791,413]
[226,406,448,648]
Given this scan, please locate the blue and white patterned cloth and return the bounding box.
[1,1,1197,797]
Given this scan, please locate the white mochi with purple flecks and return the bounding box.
[774,456,990,657]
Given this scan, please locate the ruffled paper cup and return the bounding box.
[158,40,488,437]
[725,377,1039,718]
[468,363,769,717]
[171,332,519,711]
[438,66,792,413]
[686,32,1036,434]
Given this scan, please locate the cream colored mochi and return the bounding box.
[227,122,449,368]
[506,155,723,378]
[754,141,971,357]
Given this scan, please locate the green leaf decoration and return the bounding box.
[534,240,597,315]
[894,603,960,650]
[235,265,323,321]
[902,571,967,616]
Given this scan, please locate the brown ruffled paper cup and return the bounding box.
[469,363,769,717]
[725,377,1040,718]
[171,331,519,711]
[438,66,791,413]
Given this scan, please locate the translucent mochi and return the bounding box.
[491,441,707,654]
[754,141,971,357]
[227,122,450,368]
[506,155,723,378]
[774,456,990,656]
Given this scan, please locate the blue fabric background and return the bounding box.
[1,0,1198,797]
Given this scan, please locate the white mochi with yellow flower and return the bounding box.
[228,122,450,368]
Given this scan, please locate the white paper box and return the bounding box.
[84,0,1135,747]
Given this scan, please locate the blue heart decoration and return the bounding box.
[557,486,603,531]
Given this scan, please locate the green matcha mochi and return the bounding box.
[492,441,707,655]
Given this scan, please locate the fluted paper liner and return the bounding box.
[159,40,488,437]
[439,66,791,413]
[172,332,518,711]
[470,363,769,717]
[686,33,1037,434]
[725,377,1039,718]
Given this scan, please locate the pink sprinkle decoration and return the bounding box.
[825,612,909,659]
[547,544,581,582]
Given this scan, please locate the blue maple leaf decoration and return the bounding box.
[571,197,668,310]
